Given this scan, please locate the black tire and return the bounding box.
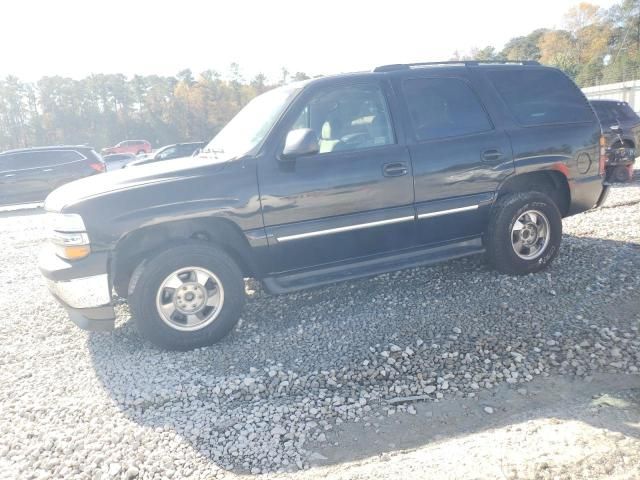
[612,165,631,183]
[129,241,245,350]
[485,191,562,275]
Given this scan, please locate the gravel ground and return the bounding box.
[1,180,640,479]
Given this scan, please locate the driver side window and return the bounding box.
[290,84,394,154]
[157,147,177,160]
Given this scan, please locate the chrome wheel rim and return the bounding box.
[511,209,551,260]
[155,267,224,331]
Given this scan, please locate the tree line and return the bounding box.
[0,66,310,152]
[457,0,639,86]
[0,0,638,152]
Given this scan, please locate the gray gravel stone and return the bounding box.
[1,182,639,476]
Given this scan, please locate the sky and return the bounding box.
[0,0,619,82]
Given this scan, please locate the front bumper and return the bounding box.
[39,245,116,331]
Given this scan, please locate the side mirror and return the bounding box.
[610,124,621,132]
[281,128,319,159]
[192,148,201,157]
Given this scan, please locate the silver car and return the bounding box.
[102,153,136,171]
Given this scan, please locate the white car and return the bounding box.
[102,153,136,171]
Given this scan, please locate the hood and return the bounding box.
[45,153,233,212]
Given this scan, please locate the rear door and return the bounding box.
[258,79,416,273]
[393,73,514,246]
[483,67,601,213]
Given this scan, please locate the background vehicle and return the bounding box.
[101,140,151,156]
[0,146,104,206]
[102,153,136,171]
[590,99,639,183]
[125,142,205,167]
[40,61,608,350]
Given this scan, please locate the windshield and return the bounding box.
[203,85,301,158]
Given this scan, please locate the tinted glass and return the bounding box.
[402,78,492,141]
[290,83,394,154]
[592,102,639,124]
[1,150,83,169]
[178,144,198,155]
[488,69,594,126]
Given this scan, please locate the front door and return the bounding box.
[258,80,416,273]
[394,75,514,246]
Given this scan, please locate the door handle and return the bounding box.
[3,173,16,177]
[482,149,503,162]
[383,162,408,177]
[41,168,53,172]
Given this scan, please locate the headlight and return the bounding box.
[48,213,91,260]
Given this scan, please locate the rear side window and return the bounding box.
[178,144,197,155]
[488,69,594,126]
[9,150,85,169]
[401,77,493,142]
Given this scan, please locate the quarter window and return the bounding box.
[402,77,493,142]
[488,69,594,126]
[289,84,394,154]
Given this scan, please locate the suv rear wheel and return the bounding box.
[485,192,562,275]
[129,242,245,350]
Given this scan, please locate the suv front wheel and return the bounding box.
[129,242,245,350]
[485,191,562,275]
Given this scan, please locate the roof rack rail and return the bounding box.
[373,60,540,72]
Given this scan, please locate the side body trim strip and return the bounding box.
[417,204,478,219]
[277,215,415,242]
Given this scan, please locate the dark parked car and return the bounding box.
[40,61,608,350]
[103,153,136,171]
[0,146,104,206]
[125,142,205,167]
[590,99,639,182]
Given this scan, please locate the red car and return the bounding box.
[101,140,151,156]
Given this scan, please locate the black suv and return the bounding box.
[590,99,640,143]
[39,61,608,350]
[590,99,639,182]
[0,146,104,206]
